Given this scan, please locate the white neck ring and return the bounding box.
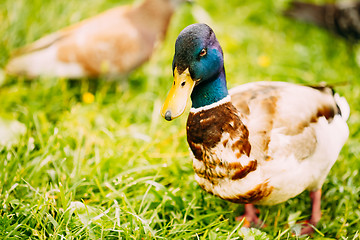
[190,95,231,113]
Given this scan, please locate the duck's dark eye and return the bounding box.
[199,48,207,57]
[181,81,186,87]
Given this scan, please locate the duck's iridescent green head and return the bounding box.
[161,23,228,121]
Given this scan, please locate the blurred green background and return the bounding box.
[0,0,359,239]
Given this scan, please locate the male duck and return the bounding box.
[161,23,349,235]
[6,0,187,79]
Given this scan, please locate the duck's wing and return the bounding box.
[229,81,349,161]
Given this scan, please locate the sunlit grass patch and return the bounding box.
[1,0,360,239]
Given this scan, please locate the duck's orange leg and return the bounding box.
[236,204,263,227]
[300,189,322,235]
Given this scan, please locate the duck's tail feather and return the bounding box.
[5,31,72,78]
[5,46,58,78]
[334,93,350,121]
[308,82,350,121]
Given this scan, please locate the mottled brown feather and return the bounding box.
[221,182,273,204]
[231,160,257,180]
[187,102,250,151]
[231,139,251,157]
[188,103,256,184]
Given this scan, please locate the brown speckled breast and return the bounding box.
[186,102,273,203]
[187,102,250,159]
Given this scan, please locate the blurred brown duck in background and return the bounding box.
[5,0,187,79]
[284,1,360,42]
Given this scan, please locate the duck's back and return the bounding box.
[229,81,349,204]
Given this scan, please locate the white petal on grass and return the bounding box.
[238,227,269,240]
[0,118,27,147]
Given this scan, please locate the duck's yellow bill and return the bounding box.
[161,68,195,121]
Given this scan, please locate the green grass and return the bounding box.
[1,0,360,239]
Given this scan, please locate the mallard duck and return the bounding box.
[5,0,187,79]
[284,1,360,42]
[161,23,349,235]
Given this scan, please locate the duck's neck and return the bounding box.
[190,70,229,109]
